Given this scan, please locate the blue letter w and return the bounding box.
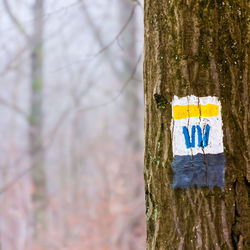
[182,124,210,149]
[182,125,196,149]
[196,124,210,148]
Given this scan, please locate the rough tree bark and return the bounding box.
[144,0,249,249]
[29,0,47,237]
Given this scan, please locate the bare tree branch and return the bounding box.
[0,1,80,35]
[130,0,143,8]
[0,45,28,76]
[0,96,28,118]
[0,52,142,195]
[51,0,140,73]
[79,0,122,77]
[84,2,138,57]
[3,0,30,40]
[77,53,142,111]
[0,168,30,194]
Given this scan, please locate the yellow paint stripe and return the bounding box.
[173,104,219,120]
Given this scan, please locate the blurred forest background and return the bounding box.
[0,0,145,249]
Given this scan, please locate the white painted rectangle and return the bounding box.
[171,95,224,156]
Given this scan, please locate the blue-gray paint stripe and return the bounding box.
[171,153,225,189]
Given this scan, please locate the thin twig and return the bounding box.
[77,53,142,112]
[52,1,139,72]
[0,1,80,35]
[0,168,31,194]
[0,53,142,195]
[3,0,30,40]
[0,96,28,118]
[90,4,138,57]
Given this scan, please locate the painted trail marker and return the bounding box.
[171,95,225,188]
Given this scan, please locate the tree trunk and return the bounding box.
[144,0,249,249]
[29,0,46,238]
